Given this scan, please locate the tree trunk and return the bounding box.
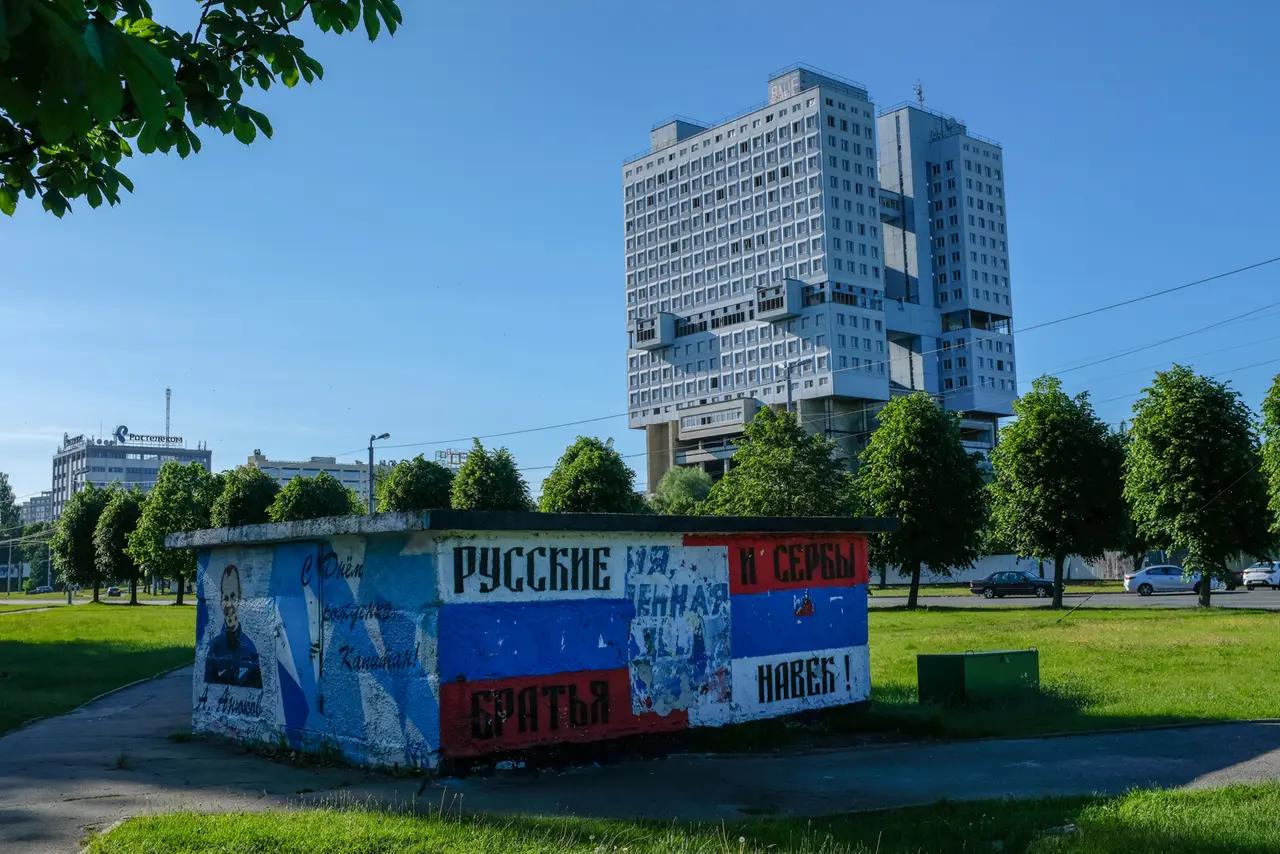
[906,560,922,610]
[129,577,138,606]
[1199,568,1212,608]
[1131,551,1145,574]
[878,564,887,589]
[175,578,185,606]
[1052,553,1065,609]
[92,581,100,603]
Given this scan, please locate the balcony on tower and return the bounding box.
[632,312,677,350]
[755,278,804,322]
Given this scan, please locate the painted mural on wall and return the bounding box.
[192,527,870,769]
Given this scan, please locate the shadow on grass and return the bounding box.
[0,638,193,734]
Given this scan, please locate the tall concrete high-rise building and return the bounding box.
[623,66,1015,488]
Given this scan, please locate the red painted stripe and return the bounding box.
[439,667,687,757]
[683,534,868,594]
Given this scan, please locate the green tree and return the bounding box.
[703,407,848,517]
[1125,365,1272,607]
[0,472,19,533]
[1260,374,1280,540]
[376,456,453,512]
[210,466,280,527]
[856,393,987,609]
[538,437,645,513]
[650,466,714,515]
[450,440,533,512]
[50,482,112,601]
[267,471,364,522]
[989,376,1127,608]
[0,0,403,218]
[127,462,217,605]
[19,522,52,588]
[94,487,145,605]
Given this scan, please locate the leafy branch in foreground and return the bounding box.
[0,0,403,217]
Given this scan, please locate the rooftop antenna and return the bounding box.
[913,80,925,107]
[165,387,171,444]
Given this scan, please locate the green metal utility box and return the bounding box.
[917,649,1039,704]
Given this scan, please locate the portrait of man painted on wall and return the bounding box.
[204,564,263,688]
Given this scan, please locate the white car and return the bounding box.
[1124,565,1223,596]
[1243,561,1280,590]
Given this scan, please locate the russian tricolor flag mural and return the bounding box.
[181,513,883,769]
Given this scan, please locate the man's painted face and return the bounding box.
[220,570,241,632]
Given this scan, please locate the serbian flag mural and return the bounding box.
[434,532,870,758]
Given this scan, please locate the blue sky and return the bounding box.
[5,0,1280,500]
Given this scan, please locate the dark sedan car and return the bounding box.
[969,570,1054,599]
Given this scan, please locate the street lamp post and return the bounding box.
[784,360,799,417]
[368,432,390,514]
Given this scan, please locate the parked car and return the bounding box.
[32,585,52,594]
[969,570,1055,599]
[1244,560,1280,590]
[106,586,122,597]
[1124,565,1222,596]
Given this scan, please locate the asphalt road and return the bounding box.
[868,588,1280,610]
[3,667,1280,853]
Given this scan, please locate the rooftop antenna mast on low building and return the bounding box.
[165,387,171,444]
[914,80,925,107]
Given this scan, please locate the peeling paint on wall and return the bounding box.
[191,523,872,769]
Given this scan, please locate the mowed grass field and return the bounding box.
[86,782,1280,853]
[0,604,195,733]
[855,606,1280,738]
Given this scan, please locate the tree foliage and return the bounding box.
[450,440,533,512]
[538,437,645,513]
[19,521,51,584]
[127,461,217,605]
[650,466,714,515]
[989,376,1126,608]
[0,472,18,533]
[266,471,364,522]
[50,482,112,600]
[856,392,987,609]
[1125,365,1272,607]
[376,455,453,512]
[1260,374,1280,540]
[94,486,144,604]
[0,0,404,217]
[703,407,849,517]
[210,465,280,527]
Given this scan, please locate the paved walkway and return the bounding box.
[3,668,1280,853]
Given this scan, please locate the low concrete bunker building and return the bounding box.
[169,510,892,769]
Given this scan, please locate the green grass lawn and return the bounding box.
[853,606,1280,738]
[0,604,195,733]
[85,782,1280,853]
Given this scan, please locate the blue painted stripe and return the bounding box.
[730,585,868,658]
[438,600,634,681]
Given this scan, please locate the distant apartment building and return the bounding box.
[51,426,212,517]
[247,450,369,497]
[623,66,1016,488]
[19,491,53,525]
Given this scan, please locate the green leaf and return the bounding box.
[39,98,75,144]
[363,1,380,40]
[245,108,272,138]
[84,67,124,124]
[83,18,111,68]
[0,186,16,216]
[120,55,165,124]
[232,114,256,145]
